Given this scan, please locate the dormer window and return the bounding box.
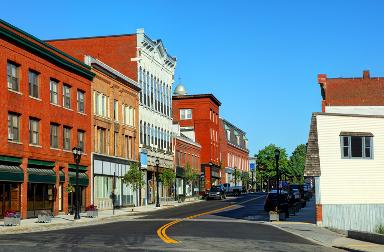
[226,130,231,140]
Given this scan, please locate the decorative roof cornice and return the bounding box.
[0,19,95,81]
[84,55,140,92]
[173,94,221,106]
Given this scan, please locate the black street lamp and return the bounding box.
[234,167,237,187]
[274,148,280,211]
[72,146,82,220]
[209,162,213,188]
[155,157,160,207]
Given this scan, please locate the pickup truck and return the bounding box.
[221,183,242,196]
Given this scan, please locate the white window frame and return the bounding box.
[180,109,192,120]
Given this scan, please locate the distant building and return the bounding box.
[172,84,221,190]
[47,29,176,205]
[0,19,94,218]
[218,118,249,186]
[318,70,384,115]
[172,123,201,197]
[84,56,140,209]
[305,113,384,232]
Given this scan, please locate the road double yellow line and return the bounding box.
[157,195,264,244]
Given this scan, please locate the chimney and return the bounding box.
[318,74,327,85]
[363,70,370,79]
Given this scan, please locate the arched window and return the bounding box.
[150,75,154,108]
[140,120,143,144]
[143,69,147,105]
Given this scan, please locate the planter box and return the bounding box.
[269,212,286,221]
[4,217,20,226]
[37,214,51,223]
[87,210,98,218]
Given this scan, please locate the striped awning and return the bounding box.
[28,168,56,184]
[0,164,24,182]
[68,171,89,186]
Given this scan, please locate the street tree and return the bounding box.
[123,162,144,207]
[159,168,176,203]
[233,169,242,186]
[184,163,198,196]
[288,144,307,183]
[255,144,289,190]
[241,172,250,191]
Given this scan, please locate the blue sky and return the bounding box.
[3,0,384,155]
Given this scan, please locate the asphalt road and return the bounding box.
[0,193,339,252]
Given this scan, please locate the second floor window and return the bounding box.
[28,70,39,98]
[63,127,71,150]
[29,118,40,145]
[77,90,85,113]
[180,109,192,120]
[50,80,59,104]
[97,127,106,154]
[78,130,85,152]
[63,85,71,109]
[50,124,59,148]
[341,134,373,159]
[7,61,19,92]
[8,113,20,142]
[114,100,118,121]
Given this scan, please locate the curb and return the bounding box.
[0,199,204,235]
[348,230,384,245]
[265,222,333,248]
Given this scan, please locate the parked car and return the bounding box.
[264,190,290,212]
[207,186,226,200]
[221,183,242,196]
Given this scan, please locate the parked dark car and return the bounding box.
[264,190,290,212]
[206,186,226,200]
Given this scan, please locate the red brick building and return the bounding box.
[173,123,201,197]
[0,19,94,219]
[318,70,384,113]
[172,84,221,190]
[219,118,249,186]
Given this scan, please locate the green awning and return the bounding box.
[28,168,56,184]
[0,156,22,164]
[68,171,89,186]
[59,171,65,182]
[68,164,88,171]
[0,164,24,182]
[28,159,55,167]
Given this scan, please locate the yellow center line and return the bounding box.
[156,195,265,244]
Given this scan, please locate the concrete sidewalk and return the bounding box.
[0,198,202,235]
[270,197,384,252]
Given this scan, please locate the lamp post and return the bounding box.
[260,170,263,192]
[234,167,237,187]
[274,148,280,211]
[72,146,82,220]
[208,162,213,188]
[251,170,254,192]
[155,157,160,207]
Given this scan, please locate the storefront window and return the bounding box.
[0,183,21,218]
[27,183,54,218]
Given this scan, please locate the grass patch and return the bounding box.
[376,224,384,234]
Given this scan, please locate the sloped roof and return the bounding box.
[304,114,321,177]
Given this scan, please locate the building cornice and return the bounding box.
[0,19,95,81]
[172,94,221,106]
[85,55,140,92]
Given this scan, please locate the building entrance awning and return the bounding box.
[69,172,89,186]
[28,168,56,184]
[0,164,24,182]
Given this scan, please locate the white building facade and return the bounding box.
[135,29,176,204]
[305,113,384,232]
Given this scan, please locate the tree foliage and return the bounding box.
[233,169,242,185]
[159,168,176,187]
[123,162,144,191]
[288,144,307,182]
[241,172,250,188]
[255,144,289,179]
[184,163,198,184]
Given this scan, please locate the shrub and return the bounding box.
[376,224,384,235]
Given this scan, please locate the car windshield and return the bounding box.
[210,187,220,192]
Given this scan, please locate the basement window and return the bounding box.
[340,132,373,159]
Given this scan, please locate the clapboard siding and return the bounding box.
[323,204,384,232]
[317,114,384,205]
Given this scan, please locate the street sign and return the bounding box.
[140,152,148,168]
